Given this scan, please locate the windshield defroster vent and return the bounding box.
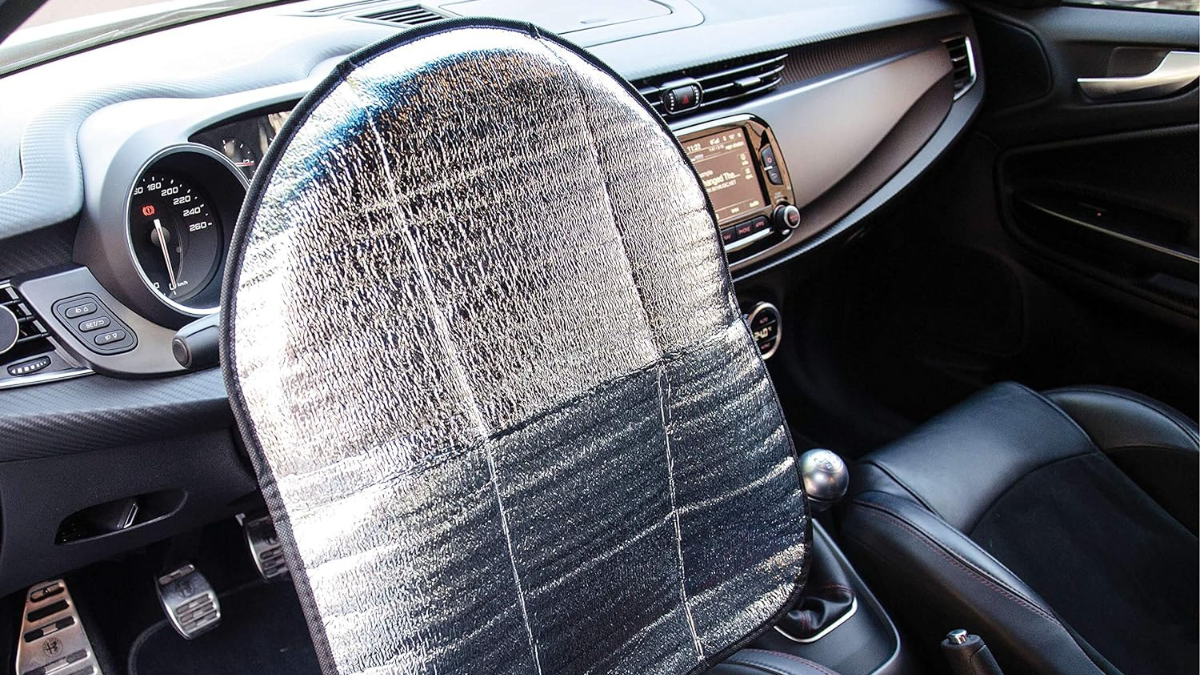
[633,52,788,119]
[359,5,446,26]
[944,36,976,100]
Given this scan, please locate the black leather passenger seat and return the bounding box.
[839,381,1198,675]
[711,649,844,675]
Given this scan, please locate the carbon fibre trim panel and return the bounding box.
[222,19,808,675]
[0,368,229,462]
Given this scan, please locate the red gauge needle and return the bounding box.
[152,218,179,294]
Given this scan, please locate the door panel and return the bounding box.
[976,1,1198,339]
[790,1,1198,450]
[974,2,1199,144]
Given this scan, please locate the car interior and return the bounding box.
[0,1,1196,675]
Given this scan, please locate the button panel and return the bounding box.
[676,116,797,267]
[744,302,782,359]
[720,215,771,249]
[52,294,137,355]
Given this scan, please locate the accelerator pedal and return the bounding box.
[240,512,288,581]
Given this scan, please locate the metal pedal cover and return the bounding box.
[16,579,104,675]
[155,564,220,640]
[241,513,288,580]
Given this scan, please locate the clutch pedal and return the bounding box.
[155,564,220,640]
[240,512,288,581]
[16,579,104,675]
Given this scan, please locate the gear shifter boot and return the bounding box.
[775,522,857,642]
[779,586,856,641]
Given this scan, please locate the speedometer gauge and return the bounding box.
[128,173,223,307]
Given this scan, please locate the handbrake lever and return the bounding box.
[942,630,1005,675]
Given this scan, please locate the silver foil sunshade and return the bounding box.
[222,21,809,675]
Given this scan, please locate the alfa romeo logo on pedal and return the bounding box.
[42,637,62,657]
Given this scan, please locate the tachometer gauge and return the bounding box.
[128,173,223,307]
[221,138,258,177]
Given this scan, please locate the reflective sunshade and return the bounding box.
[222,20,809,675]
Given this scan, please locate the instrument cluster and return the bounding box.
[116,146,247,317]
[95,108,294,322]
[191,109,291,179]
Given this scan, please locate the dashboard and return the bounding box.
[0,0,984,596]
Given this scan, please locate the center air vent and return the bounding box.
[633,52,788,118]
[359,5,445,26]
[1,285,52,363]
[944,36,976,100]
[0,283,89,388]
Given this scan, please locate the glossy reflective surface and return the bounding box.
[225,22,808,675]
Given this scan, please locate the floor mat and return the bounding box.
[128,580,320,675]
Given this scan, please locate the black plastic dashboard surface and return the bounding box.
[0,367,229,462]
[0,0,961,251]
[0,0,984,603]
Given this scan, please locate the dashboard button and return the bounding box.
[78,316,110,332]
[751,310,776,330]
[760,145,777,168]
[94,330,127,346]
[750,216,770,233]
[64,302,97,319]
[664,83,701,114]
[772,204,801,230]
[765,166,784,185]
[734,221,755,239]
[720,227,738,245]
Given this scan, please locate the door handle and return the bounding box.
[1078,51,1199,102]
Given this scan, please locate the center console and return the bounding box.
[741,449,918,675]
[677,115,800,264]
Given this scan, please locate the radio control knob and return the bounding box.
[773,204,801,231]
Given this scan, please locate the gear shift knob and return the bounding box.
[799,449,849,511]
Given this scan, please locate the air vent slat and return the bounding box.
[361,5,445,26]
[943,36,977,101]
[696,79,781,110]
[0,282,75,387]
[694,56,787,85]
[633,51,789,119]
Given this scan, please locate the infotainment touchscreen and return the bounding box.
[683,128,765,224]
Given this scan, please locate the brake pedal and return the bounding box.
[241,512,288,581]
[16,579,104,675]
[155,564,220,639]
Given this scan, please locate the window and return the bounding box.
[1068,0,1200,11]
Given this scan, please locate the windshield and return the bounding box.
[0,0,286,76]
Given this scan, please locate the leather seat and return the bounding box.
[840,382,1198,675]
[711,650,844,675]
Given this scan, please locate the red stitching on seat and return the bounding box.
[734,649,840,675]
[853,502,1061,626]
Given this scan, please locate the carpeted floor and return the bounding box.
[127,579,320,675]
